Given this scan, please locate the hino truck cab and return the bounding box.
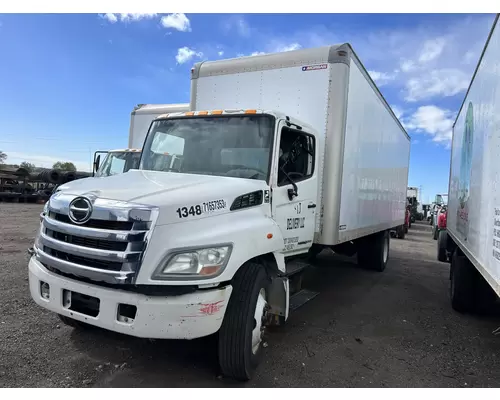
[140,110,318,257]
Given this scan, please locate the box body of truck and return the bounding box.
[129,103,190,149]
[190,44,410,246]
[446,14,500,304]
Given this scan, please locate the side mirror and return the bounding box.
[94,155,101,173]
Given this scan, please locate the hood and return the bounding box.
[55,170,270,225]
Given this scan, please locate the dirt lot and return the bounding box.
[1,203,499,388]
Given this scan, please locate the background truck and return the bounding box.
[92,103,190,176]
[28,43,410,381]
[443,14,500,314]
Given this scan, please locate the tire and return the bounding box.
[357,230,390,272]
[474,273,498,315]
[218,262,271,381]
[58,314,94,330]
[307,244,323,261]
[437,230,448,262]
[396,225,405,239]
[450,250,477,313]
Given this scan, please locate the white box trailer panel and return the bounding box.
[338,57,410,243]
[448,15,500,295]
[191,44,409,245]
[129,103,190,149]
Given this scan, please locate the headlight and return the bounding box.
[152,245,232,280]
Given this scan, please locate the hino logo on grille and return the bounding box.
[68,197,93,224]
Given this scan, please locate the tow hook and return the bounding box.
[27,247,35,256]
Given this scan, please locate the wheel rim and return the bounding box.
[251,288,268,355]
[383,235,389,264]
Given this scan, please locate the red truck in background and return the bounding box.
[436,206,449,262]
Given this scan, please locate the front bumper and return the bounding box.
[28,257,232,339]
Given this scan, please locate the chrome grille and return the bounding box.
[34,193,158,284]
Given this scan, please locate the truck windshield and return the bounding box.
[96,151,142,177]
[140,115,274,181]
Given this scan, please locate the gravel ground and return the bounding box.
[1,203,499,388]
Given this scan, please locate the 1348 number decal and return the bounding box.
[176,199,227,219]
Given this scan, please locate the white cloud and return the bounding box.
[101,13,117,23]
[161,13,191,32]
[218,51,224,56]
[275,43,302,52]
[249,42,302,57]
[404,105,454,145]
[99,13,157,23]
[405,68,470,102]
[223,16,251,37]
[175,47,203,64]
[418,37,447,64]
[463,50,476,65]
[368,70,396,87]
[400,59,416,72]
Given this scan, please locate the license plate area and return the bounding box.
[63,289,100,317]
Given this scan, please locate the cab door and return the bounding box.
[270,119,318,256]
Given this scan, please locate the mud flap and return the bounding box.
[266,276,289,326]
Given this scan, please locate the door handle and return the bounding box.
[308,203,316,209]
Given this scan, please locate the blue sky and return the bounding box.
[0,13,495,203]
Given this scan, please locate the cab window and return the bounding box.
[277,127,315,186]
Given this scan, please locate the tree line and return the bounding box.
[0,150,77,172]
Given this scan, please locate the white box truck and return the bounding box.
[92,103,190,177]
[28,44,410,380]
[441,14,500,314]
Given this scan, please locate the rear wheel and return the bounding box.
[449,249,496,314]
[450,250,476,313]
[437,230,448,262]
[218,262,271,381]
[357,230,390,272]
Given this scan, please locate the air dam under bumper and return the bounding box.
[28,257,232,340]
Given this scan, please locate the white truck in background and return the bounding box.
[93,103,190,177]
[28,44,410,381]
[442,14,500,314]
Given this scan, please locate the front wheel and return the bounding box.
[218,262,271,381]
